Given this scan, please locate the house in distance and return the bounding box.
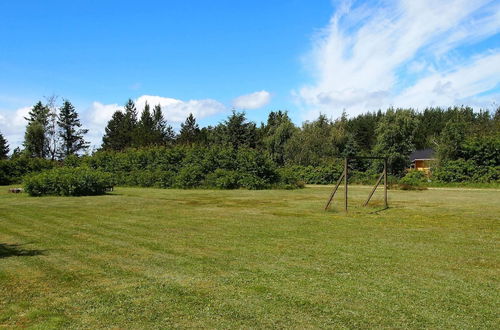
[409,148,435,173]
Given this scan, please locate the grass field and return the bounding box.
[1,185,499,328]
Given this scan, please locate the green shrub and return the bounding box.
[24,167,113,196]
[154,170,176,188]
[397,170,427,190]
[175,164,205,188]
[205,169,240,189]
[238,174,269,190]
[277,167,305,189]
[400,170,427,185]
[433,159,476,183]
[0,156,56,185]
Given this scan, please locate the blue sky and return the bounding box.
[0,0,499,149]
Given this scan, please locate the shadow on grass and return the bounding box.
[0,243,44,259]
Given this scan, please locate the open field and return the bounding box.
[1,186,499,328]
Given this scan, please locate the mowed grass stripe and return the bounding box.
[1,186,499,328]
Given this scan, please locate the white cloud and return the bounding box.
[232,90,271,109]
[0,106,31,151]
[0,95,227,151]
[296,0,500,119]
[394,53,500,108]
[83,102,122,149]
[82,95,226,149]
[135,95,226,122]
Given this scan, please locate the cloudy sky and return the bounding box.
[0,0,498,149]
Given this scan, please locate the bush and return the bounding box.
[0,156,56,185]
[277,167,305,189]
[396,170,427,190]
[238,174,269,190]
[400,170,427,185]
[433,159,476,183]
[205,169,240,189]
[24,167,113,196]
[174,164,205,188]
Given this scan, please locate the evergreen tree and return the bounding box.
[10,147,22,159]
[0,130,9,159]
[135,102,156,147]
[23,101,50,158]
[152,104,175,144]
[178,113,200,145]
[218,110,257,149]
[123,98,138,147]
[25,101,49,125]
[102,110,129,151]
[57,100,89,158]
[102,99,138,150]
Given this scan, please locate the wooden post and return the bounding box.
[363,172,384,207]
[344,157,348,212]
[324,170,345,210]
[384,158,388,208]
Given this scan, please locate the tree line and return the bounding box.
[1,97,499,180]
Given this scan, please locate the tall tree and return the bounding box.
[134,102,156,147]
[102,99,139,150]
[262,111,296,165]
[23,101,50,158]
[0,130,9,159]
[178,113,200,145]
[57,100,89,158]
[218,110,258,149]
[45,95,60,160]
[123,98,138,147]
[373,108,419,175]
[284,114,343,166]
[152,104,175,144]
[102,110,128,151]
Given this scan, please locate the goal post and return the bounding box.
[324,156,388,212]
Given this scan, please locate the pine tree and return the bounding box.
[178,113,200,145]
[152,104,175,145]
[57,100,89,158]
[219,110,258,149]
[23,101,50,158]
[123,98,138,147]
[135,102,155,147]
[102,110,128,151]
[0,130,9,159]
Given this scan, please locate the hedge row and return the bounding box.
[24,168,113,196]
[0,157,55,185]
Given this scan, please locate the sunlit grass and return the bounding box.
[1,186,498,328]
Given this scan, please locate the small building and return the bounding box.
[409,149,435,173]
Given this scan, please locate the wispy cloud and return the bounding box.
[296,0,500,119]
[232,90,272,109]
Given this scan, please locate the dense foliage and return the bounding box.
[1,99,499,190]
[83,146,293,190]
[24,167,113,196]
[0,156,56,185]
[0,130,9,159]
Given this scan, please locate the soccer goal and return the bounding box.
[324,157,388,212]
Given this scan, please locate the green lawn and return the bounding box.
[1,186,498,328]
